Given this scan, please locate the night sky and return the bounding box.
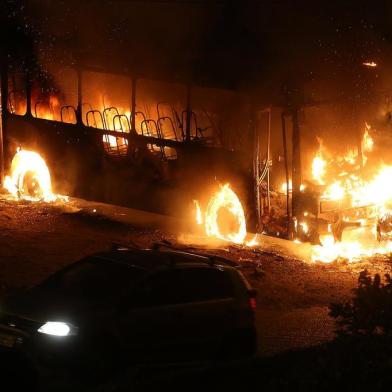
[0,1,391,102]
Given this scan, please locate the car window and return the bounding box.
[52,258,143,302]
[180,268,235,302]
[139,269,184,307]
[137,268,235,307]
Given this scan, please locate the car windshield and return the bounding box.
[134,267,235,307]
[46,257,144,302]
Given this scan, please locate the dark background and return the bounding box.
[3,0,392,214]
[1,0,391,102]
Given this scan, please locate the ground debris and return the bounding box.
[0,197,389,330]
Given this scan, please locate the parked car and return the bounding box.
[0,247,257,375]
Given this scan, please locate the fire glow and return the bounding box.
[4,149,65,202]
[194,184,250,245]
[312,138,327,185]
[363,61,377,68]
[306,124,392,263]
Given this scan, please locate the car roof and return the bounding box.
[90,247,239,272]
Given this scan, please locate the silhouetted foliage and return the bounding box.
[330,270,392,335]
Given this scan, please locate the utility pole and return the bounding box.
[282,81,304,238]
[281,112,290,234]
[185,83,192,142]
[252,107,261,230]
[76,67,83,125]
[0,61,7,186]
[291,106,302,221]
[131,77,137,134]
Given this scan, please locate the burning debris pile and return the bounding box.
[3,149,67,203]
[294,123,392,263]
[186,122,392,265]
[188,126,392,265]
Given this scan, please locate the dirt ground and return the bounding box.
[1,194,391,355]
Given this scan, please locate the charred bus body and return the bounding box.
[1,60,266,227]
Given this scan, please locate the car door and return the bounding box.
[115,268,189,363]
[175,267,237,359]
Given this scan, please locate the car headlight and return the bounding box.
[38,322,76,337]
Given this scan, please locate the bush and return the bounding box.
[330,270,392,336]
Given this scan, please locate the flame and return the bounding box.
[361,122,374,165]
[194,184,247,245]
[280,180,292,193]
[363,123,374,153]
[245,234,259,247]
[308,123,392,263]
[4,149,64,202]
[350,166,392,207]
[299,221,309,234]
[311,230,392,263]
[343,148,357,165]
[363,61,377,67]
[322,181,345,201]
[312,138,327,185]
[193,200,203,225]
[280,180,306,193]
[28,91,130,150]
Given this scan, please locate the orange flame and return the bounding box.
[193,200,203,225]
[312,138,327,185]
[308,124,392,263]
[194,184,248,245]
[363,61,377,67]
[4,149,66,202]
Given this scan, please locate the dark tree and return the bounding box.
[330,270,392,336]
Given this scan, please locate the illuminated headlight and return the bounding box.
[38,322,76,337]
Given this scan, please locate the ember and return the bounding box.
[363,61,378,67]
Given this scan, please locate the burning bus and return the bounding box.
[2,1,392,264]
[3,56,392,263]
[0,58,266,232]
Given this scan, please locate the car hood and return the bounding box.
[2,285,100,325]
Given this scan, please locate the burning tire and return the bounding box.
[19,171,44,200]
[4,149,57,202]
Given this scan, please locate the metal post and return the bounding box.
[0,63,7,185]
[253,107,272,231]
[185,83,192,142]
[281,112,290,238]
[266,107,271,213]
[76,68,83,125]
[131,77,136,134]
[25,67,31,117]
[291,107,302,224]
[253,108,261,230]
